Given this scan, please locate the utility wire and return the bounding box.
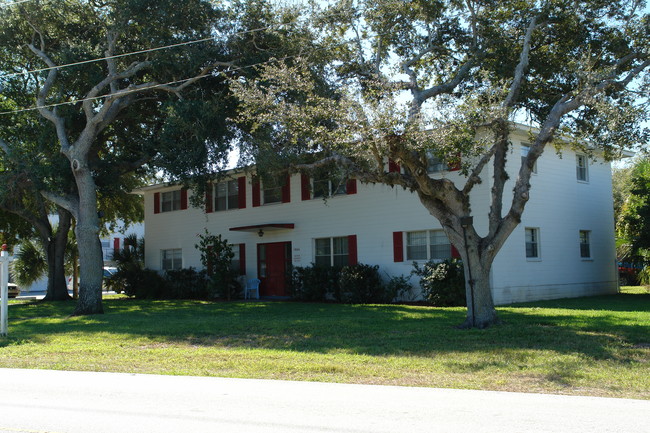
[0,23,294,79]
[0,5,410,116]
[0,0,38,7]
[0,29,380,116]
[0,0,387,80]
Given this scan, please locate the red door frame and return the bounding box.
[257,241,292,297]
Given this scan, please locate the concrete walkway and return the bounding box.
[0,369,647,433]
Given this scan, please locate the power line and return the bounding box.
[0,0,38,7]
[0,0,452,116]
[0,28,386,116]
[0,0,399,80]
[0,24,292,79]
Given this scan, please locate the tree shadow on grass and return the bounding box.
[4,295,649,371]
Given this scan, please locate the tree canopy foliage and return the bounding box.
[617,156,650,260]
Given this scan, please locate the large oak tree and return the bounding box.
[0,0,318,314]
[234,0,649,327]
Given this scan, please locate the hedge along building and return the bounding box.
[136,126,619,304]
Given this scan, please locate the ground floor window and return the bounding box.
[406,230,451,261]
[579,230,591,258]
[525,227,540,258]
[231,244,241,273]
[314,237,349,267]
[162,249,182,271]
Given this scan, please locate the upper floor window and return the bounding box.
[579,230,591,258]
[263,176,284,204]
[406,230,451,261]
[521,144,537,173]
[315,236,349,267]
[576,154,589,182]
[162,248,182,271]
[161,190,181,212]
[214,180,239,211]
[525,227,540,259]
[313,171,347,198]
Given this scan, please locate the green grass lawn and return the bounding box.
[1,287,648,399]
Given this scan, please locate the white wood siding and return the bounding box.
[143,135,617,304]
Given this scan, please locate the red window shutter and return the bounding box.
[113,238,120,255]
[388,159,401,173]
[238,177,247,209]
[348,235,358,266]
[282,175,291,203]
[154,192,160,214]
[252,179,261,207]
[346,179,357,195]
[451,244,461,259]
[180,188,188,210]
[301,174,311,201]
[205,183,213,213]
[239,243,246,276]
[393,231,404,262]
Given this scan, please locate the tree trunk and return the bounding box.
[71,159,104,316]
[456,238,498,329]
[43,241,70,301]
[43,208,72,301]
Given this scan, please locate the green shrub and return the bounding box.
[195,230,240,300]
[163,268,210,299]
[288,265,341,301]
[339,263,386,303]
[412,259,466,306]
[384,274,415,302]
[122,268,167,299]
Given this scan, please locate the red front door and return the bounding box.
[258,242,291,297]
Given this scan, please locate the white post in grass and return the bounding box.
[0,244,9,336]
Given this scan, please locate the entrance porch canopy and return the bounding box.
[229,223,295,234]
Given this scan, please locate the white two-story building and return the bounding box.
[138,127,618,304]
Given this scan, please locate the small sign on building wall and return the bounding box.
[293,247,301,264]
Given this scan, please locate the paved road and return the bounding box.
[0,369,647,433]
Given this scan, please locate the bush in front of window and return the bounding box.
[411,259,466,307]
[108,235,168,298]
[120,268,167,299]
[195,230,240,300]
[384,274,416,302]
[339,264,387,304]
[163,268,211,299]
[287,265,341,302]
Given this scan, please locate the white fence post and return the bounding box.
[1,244,9,337]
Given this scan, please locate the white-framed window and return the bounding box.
[406,230,451,261]
[161,190,181,212]
[313,176,347,198]
[427,153,448,174]
[101,240,112,260]
[576,154,589,182]
[525,227,540,259]
[521,144,537,173]
[214,179,239,211]
[262,177,283,204]
[162,249,182,271]
[579,230,591,258]
[314,237,349,267]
